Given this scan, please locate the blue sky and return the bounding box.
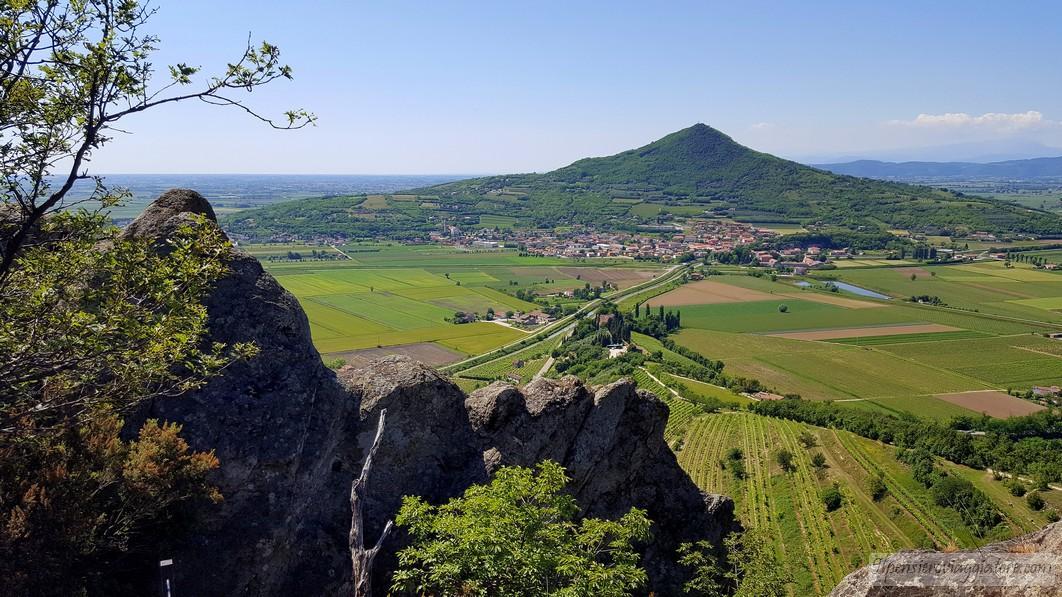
[92,0,1062,174]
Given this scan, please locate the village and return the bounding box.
[431,219,777,260]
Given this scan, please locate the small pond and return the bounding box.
[829,281,891,300]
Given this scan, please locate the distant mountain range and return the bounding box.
[797,139,1062,164]
[814,156,1062,181]
[223,124,1062,240]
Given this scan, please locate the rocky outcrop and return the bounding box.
[342,369,737,596]
[831,523,1062,596]
[125,190,736,596]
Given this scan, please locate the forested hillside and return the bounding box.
[223,124,1062,240]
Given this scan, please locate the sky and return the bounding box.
[91,0,1062,174]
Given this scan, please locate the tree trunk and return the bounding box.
[350,409,394,597]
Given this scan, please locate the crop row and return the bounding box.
[833,430,957,549]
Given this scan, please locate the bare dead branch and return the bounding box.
[350,409,394,597]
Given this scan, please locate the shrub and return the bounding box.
[1007,479,1027,497]
[776,449,795,473]
[822,484,843,512]
[1027,491,1046,511]
[867,474,888,502]
[730,459,747,481]
[392,461,651,596]
[811,453,828,471]
[798,431,817,448]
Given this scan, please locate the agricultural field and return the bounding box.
[675,412,1054,596]
[818,260,1062,324]
[630,368,700,443]
[249,243,666,362]
[658,270,1061,419]
[453,334,564,391]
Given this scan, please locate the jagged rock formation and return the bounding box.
[126,190,736,596]
[831,522,1062,596]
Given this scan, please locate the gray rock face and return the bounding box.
[125,190,736,596]
[831,523,1062,597]
[121,188,217,244]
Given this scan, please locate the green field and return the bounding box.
[818,261,1062,324]
[454,334,564,388]
[675,412,1053,596]
[660,270,1062,417]
[251,243,665,360]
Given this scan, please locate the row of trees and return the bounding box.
[1010,252,1055,268]
[631,302,682,337]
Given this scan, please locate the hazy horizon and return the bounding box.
[84,0,1062,175]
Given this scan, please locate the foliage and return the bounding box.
[928,476,1000,536]
[776,448,795,473]
[0,4,306,592]
[0,415,220,595]
[821,483,843,512]
[676,540,723,596]
[0,213,255,435]
[867,473,888,502]
[677,527,792,597]
[1006,479,1027,497]
[1026,491,1046,511]
[724,528,793,597]
[797,431,817,448]
[0,210,246,594]
[810,452,828,471]
[391,461,651,597]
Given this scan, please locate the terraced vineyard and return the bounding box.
[630,368,699,443]
[675,412,1051,596]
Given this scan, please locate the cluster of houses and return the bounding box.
[430,220,776,261]
[1032,385,1061,398]
[509,310,553,326]
[752,246,854,274]
[452,309,555,327]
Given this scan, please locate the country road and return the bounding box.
[444,262,689,374]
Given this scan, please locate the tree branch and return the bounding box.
[350,409,393,597]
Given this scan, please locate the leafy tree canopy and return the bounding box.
[392,460,651,597]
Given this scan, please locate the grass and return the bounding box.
[630,368,700,443]
[477,214,519,228]
[830,330,990,345]
[820,263,1062,325]
[250,243,665,358]
[655,370,751,407]
[835,395,979,421]
[879,334,1062,387]
[675,328,992,413]
[677,299,917,333]
[659,272,1061,412]
[313,321,524,354]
